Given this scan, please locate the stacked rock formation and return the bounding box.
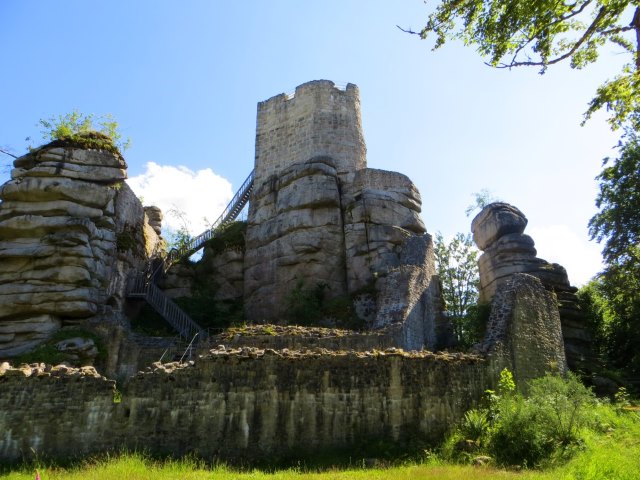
[243,81,443,350]
[471,202,592,369]
[244,158,348,315]
[0,133,160,357]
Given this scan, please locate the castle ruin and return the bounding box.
[0,80,587,463]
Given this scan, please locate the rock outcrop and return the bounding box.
[0,134,161,357]
[477,273,568,388]
[471,202,592,370]
[240,81,443,351]
[143,206,163,236]
[244,158,347,319]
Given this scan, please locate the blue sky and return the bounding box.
[1,1,629,285]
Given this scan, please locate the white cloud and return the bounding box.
[127,162,234,236]
[527,225,603,286]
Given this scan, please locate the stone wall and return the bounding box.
[254,80,366,181]
[0,350,488,463]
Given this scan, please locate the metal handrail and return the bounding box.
[127,169,254,343]
[128,274,204,342]
[165,169,254,266]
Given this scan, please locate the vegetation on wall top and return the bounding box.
[33,110,131,155]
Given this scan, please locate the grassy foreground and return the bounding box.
[2,419,638,480]
[2,403,638,480]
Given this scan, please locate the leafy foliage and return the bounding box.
[166,206,194,254]
[204,221,247,255]
[445,369,597,467]
[414,1,640,128]
[582,129,640,377]
[285,280,329,325]
[589,129,640,269]
[464,188,500,217]
[281,280,364,329]
[37,110,131,151]
[434,232,482,346]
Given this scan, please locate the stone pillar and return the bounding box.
[471,202,593,371]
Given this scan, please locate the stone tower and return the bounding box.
[253,80,366,181]
[243,80,441,351]
[245,81,364,321]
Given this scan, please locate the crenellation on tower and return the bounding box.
[254,80,366,183]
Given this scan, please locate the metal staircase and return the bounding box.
[165,170,254,267]
[127,274,204,342]
[126,170,254,344]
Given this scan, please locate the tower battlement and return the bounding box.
[254,80,367,182]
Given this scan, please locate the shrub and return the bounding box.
[528,372,596,447]
[444,369,597,468]
[460,409,489,443]
[285,280,328,325]
[37,110,130,152]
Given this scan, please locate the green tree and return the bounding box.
[465,188,500,217]
[589,129,640,270]
[166,206,194,254]
[584,130,640,376]
[434,232,481,346]
[409,1,640,129]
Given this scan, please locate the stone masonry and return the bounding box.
[244,80,442,350]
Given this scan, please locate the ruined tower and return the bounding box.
[243,80,441,350]
[244,81,362,321]
[253,80,366,181]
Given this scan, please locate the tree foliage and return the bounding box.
[581,133,640,376]
[589,129,640,269]
[465,188,501,217]
[412,1,640,128]
[446,370,596,467]
[579,272,640,376]
[434,232,481,345]
[37,110,131,151]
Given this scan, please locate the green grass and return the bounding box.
[2,404,638,480]
[0,457,540,480]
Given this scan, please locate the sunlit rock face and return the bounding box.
[0,136,161,357]
[477,273,568,388]
[471,202,593,370]
[242,80,442,350]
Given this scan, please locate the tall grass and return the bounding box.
[2,401,638,480]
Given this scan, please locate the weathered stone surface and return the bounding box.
[245,158,346,321]
[0,350,488,463]
[343,169,426,294]
[55,336,99,363]
[144,206,163,235]
[471,202,527,250]
[0,143,160,357]
[208,249,244,300]
[372,235,443,350]
[472,202,593,371]
[477,274,567,388]
[163,263,195,299]
[0,315,61,356]
[241,81,442,351]
[0,177,116,207]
